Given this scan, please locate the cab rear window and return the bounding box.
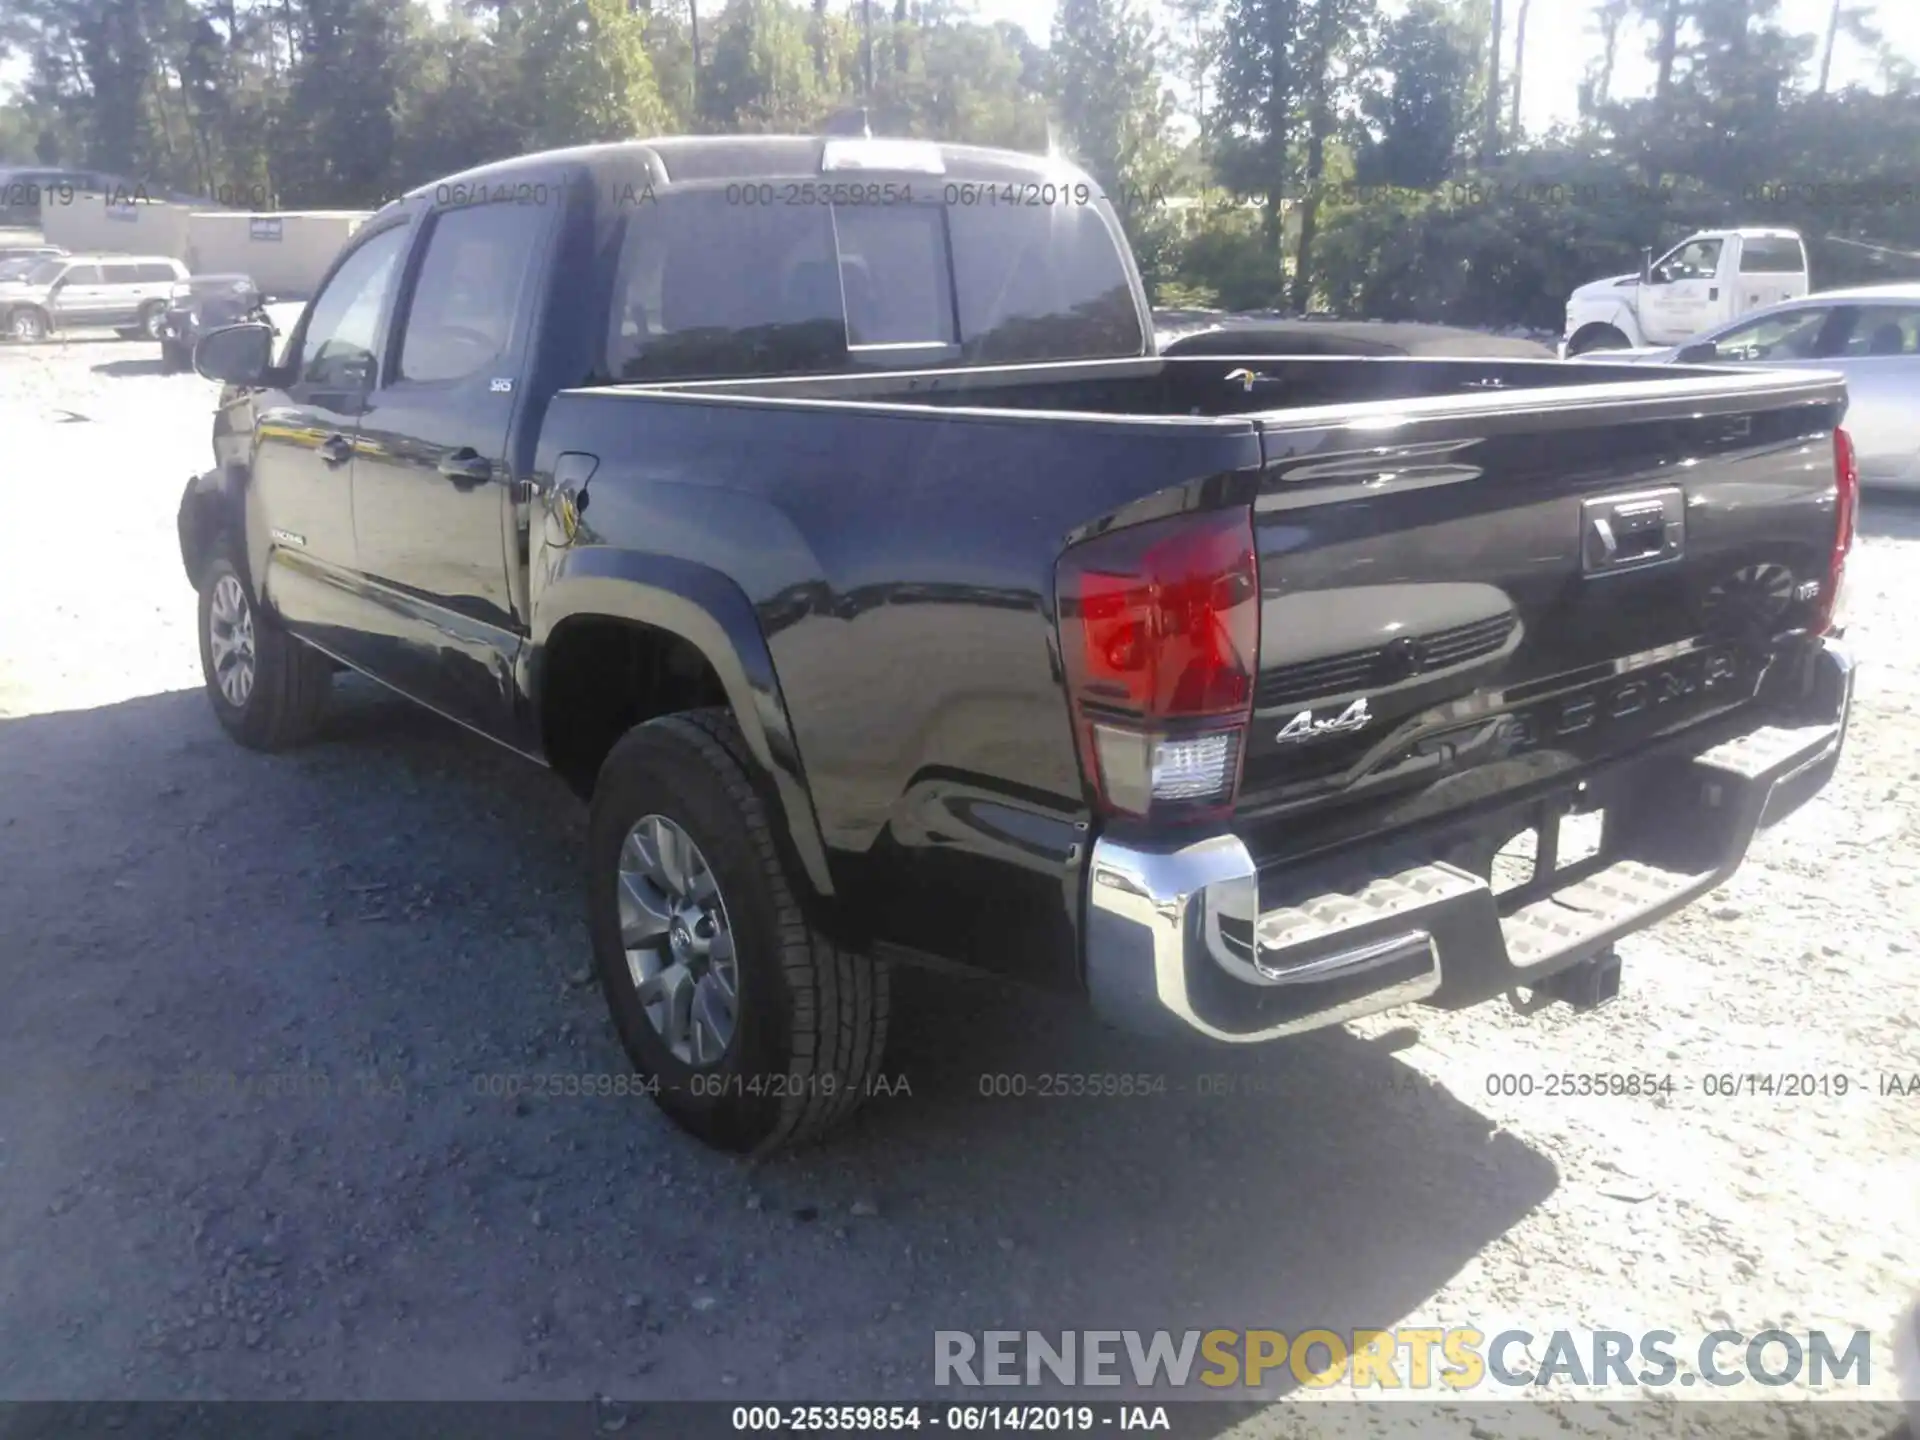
[603,186,1142,381]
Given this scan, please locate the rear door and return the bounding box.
[1824,301,1920,486]
[97,261,144,325]
[1237,371,1847,836]
[347,194,553,740]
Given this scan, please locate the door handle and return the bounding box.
[437,447,492,488]
[318,433,353,468]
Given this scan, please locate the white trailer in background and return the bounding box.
[185,211,371,300]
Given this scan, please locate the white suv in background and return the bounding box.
[0,253,189,342]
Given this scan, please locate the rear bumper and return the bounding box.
[1083,638,1855,1043]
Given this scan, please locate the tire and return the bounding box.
[138,302,167,341]
[6,307,47,343]
[1567,323,1631,356]
[196,550,331,750]
[159,339,189,373]
[587,709,890,1153]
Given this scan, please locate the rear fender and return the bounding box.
[529,546,836,900]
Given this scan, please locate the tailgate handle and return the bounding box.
[1582,489,1685,575]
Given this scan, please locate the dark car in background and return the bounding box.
[159,272,265,371]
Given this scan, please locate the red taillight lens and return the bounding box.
[1056,508,1259,822]
[1817,427,1859,636]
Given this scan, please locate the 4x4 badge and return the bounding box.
[1276,696,1372,744]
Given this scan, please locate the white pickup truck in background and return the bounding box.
[1562,227,1809,355]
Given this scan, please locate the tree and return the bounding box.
[1356,0,1476,189]
[1049,0,1179,285]
[1480,0,1500,160]
[1212,0,1300,262]
[1508,0,1529,135]
[701,0,822,130]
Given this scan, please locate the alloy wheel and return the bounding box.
[616,814,739,1066]
[207,573,257,708]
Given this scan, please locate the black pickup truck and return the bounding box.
[180,134,1859,1153]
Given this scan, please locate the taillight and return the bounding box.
[1055,508,1259,823]
[1816,427,1858,636]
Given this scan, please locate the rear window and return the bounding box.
[603,187,1141,381]
[1739,236,1806,274]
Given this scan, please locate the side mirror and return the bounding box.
[1676,340,1719,364]
[194,322,275,385]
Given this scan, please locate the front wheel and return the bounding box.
[6,307,48,342]
[196,551,331,750]
[587,710,890,1153]
[159,338,190,373]
[1566,323,1632,357]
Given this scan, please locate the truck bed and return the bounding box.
[545,352,1847,983]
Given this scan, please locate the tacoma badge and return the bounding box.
[1276,696,1372,744]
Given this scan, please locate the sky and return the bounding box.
[973,0,1920,137]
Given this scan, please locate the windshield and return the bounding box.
[23,258,65,285]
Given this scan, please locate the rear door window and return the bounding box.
[396,200,545,384]
[1835,305,1920,357]
[1738,236,1806,274]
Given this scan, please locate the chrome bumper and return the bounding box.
[1083,639,1855,1043]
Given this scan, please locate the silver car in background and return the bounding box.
[1575,281,1920,491]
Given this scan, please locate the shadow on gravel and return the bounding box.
[90,355,169,378]
[0,681,1557,1404]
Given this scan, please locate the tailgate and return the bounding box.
[1234,367,1847,844]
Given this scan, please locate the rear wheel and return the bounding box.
[587,709,890,1153]
[137,302,167,341]
[196,551,331,750]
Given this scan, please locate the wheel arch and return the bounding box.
[530,548,836,901]
[177,465,249,593]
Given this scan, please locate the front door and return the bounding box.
[47,263,102,328]
[1638,237,1725,344]
[348,196,552,741]
[246,222,411,649]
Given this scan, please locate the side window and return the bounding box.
[1653,238,1723,284]
[102,263,139,286]
[1710,307,1830,361]
[298,225,407,388]
[1836,306,1920,357]
[396,201,544,384]
[59,265,100,286]
[1738,237,1806,274]
[140,262,176,283]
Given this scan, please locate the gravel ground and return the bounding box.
[0,333,1915,1426]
